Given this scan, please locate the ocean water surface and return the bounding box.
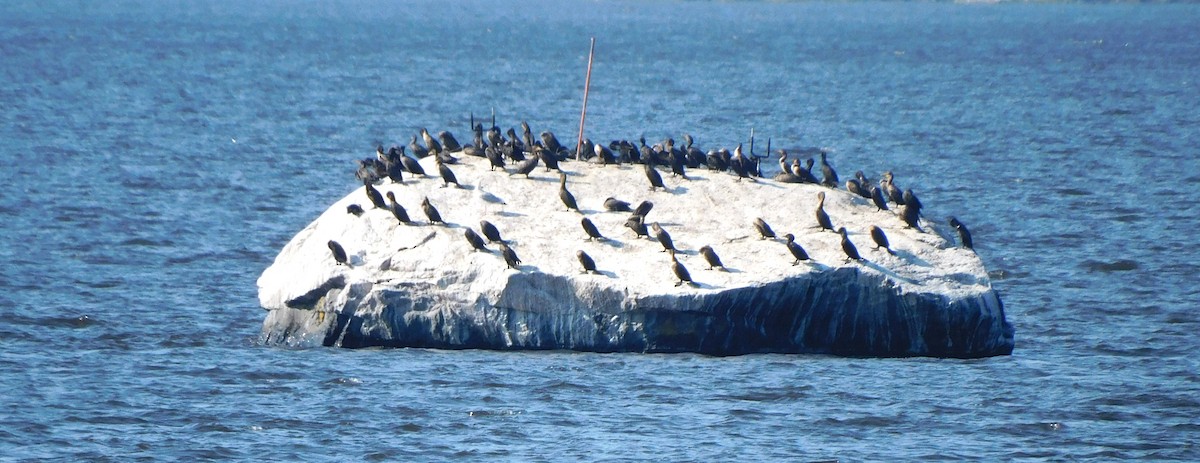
[2,0,1198,460]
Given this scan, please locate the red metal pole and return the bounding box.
[576,37,596,160]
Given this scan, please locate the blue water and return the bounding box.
[3,0,1199,460]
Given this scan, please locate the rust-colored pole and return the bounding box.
[575,37,596,160]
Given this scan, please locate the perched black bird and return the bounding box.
[625,214,649,238]
[346,204,365,216]
[881,172,905,205]
[500,243,521,270]
[651,222,675,252]
[670,250,692,287]
[408,135,429,159]
[870,185,889,211]
[901,204,923,232]
[485,146,506,172]
[706,148,729,171]
[327,240,348,266]
[420,197,443,224]
[480,220,503,243]
[385,192,412,224]
[594,143,616,166]
[536,145,560,172]
[581,218,603,241]
[868,225,894,254]
[846,178,864,197]
[541,131,564,155]
[513,154,539,178]
[754,218,777,240]
[793,158,820,184]
[421,128,442,156]
[401,153,425,176]
[364,182,387,209]
[632,200,654,219]
[603,197,632,212]
[577,250,598,274]
[853,171,874,198]
[903,189,923,214]
[730,144,752,181]
[815,192,835,232]
[644,160,665,191]
[436,157,459,188]
[949,217,974,250]
[464,228,489,252]
[784,233,810,265]
[838,227,863,262]
[665,138,687,179]
[699,245,724,270]
[439,130,462,153]
[819,151,839,188]
[558,172,579,213]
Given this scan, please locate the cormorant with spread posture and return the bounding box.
[632,200,654,219]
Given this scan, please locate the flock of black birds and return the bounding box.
[329,117,976,288]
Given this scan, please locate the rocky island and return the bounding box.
[257,136,1014,358]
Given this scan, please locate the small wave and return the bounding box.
[1080,259,1139,273]
[324,376,363,386]
[119,237,176,247]
[1055,187,1092,196]
[467,409,521,418]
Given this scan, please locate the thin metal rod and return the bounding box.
[749,127,755,157]
[576,37,596,160]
